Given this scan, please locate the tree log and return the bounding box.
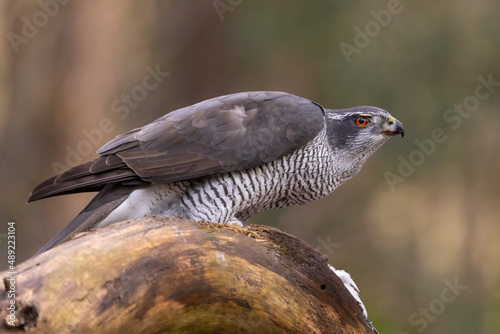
[0,216,377,333]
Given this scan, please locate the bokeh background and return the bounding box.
[1,1,499,333]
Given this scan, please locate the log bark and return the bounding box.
[0,216,377,333]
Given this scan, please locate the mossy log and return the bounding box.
[0,216,377,333]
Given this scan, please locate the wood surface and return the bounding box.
[0,216,377,334]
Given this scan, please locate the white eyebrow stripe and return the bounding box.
[326,112,359,120]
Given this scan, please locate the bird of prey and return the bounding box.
[29,91,404,254]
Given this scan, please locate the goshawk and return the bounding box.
[29,91,404,254]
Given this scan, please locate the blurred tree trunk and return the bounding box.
[0,217,376,333]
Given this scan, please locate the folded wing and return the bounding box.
[28,91,325,202]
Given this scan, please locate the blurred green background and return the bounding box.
[1,1,499,333]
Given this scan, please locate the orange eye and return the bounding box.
[355,116,369,127]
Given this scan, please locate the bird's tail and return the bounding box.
[35,183,137,255]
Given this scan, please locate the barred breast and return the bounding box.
[100,128,341,227]
[170,128,338,224]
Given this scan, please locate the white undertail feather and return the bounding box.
[329,265,368,319]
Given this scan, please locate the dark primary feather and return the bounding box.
[34,184,136,255]
[28,91,325,203]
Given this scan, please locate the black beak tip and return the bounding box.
[384,121,405,138]
[398,123,405,138]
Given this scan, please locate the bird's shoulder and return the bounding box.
[98,91,325,157]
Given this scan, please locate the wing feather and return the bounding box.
[28,91,325,202]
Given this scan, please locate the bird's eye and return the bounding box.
[355,116,370,127]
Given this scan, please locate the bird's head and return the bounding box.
[325,106,404,174]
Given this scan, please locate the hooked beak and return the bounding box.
[383,116,404,138]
